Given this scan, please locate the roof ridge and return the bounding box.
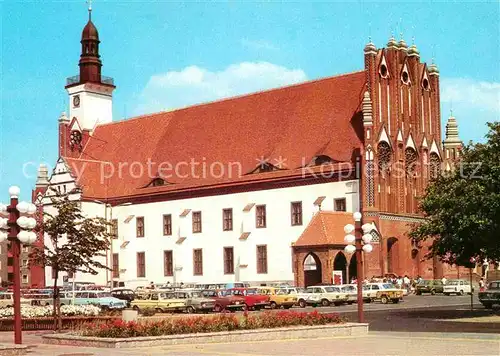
[96,70,365,129]
[318,212,329,241]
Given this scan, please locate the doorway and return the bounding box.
[303,253,322,287]
[333,252,347,284]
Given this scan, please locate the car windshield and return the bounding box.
[323,287,335,292]
[190,292,202,298]
[276,289,289,295]
[447,281,459,285]
[245,289,258,295]
[419,280,431,285]
[381,284,394,289]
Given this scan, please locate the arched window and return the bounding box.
[377,142,391,177]
[429,153,441,179]
[405,147,418,177]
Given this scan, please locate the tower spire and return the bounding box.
[87,0,92,20]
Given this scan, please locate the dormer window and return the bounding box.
[145,177,168,188]
[151,178,165,187]
[249,161,281,174]
[310,155,334,166]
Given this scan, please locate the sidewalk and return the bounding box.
[1,331,499,355]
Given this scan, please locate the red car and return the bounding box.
[224,288,270,310]
[200,289,246,312]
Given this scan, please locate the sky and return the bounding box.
[0,0,499,202]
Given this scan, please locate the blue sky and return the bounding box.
[1,1,499,202]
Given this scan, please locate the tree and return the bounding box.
[410,122,500,266]
[30,193,111,330]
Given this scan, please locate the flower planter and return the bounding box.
[43,323,369,348]
[0,316,118,331]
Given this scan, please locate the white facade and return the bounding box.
[44,173,359,289]
[66,83,114,131]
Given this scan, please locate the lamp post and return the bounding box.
[93,200,131,289]
[0,186,38,344]
[343,212,373,323]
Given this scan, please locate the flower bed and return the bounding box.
[0,305,109,331]
[79,310,345,338]
[0,316,118,331]
[0,305,101,318]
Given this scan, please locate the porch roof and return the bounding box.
[294,211,354,247]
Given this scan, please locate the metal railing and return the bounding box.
[66,75,114,86]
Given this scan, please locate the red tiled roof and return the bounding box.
[64,71,367,199]
[294,211,354,247]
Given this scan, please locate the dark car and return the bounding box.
[111,288,135,307]
[416,280,444,295]
[479,281,500,309]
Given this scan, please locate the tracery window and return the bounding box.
[377,142,391,177]
[405,148,418,177]
[429,153,441,179]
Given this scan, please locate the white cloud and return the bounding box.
[441,78,500,113]
[441,78,500,142]
[241,39,278,51]
[134,62,307,115]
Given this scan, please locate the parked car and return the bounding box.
[339,284,357,304]
[224,288,270,310]
[363,283,404,304]
[111,288,135,307]
[416,280,444,295]
[254,287,297,309]
[443,280,472,296]
[174,290,215,313]
[131,291,186,313]
[199,289,246,312]
[66,291,127,310]
[304,286,348,307]
[479,281,500,309]
[0,292,31,308]
[276,287,311,308]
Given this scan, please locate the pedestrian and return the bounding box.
[441,276,447,285]
[479,278,485,292]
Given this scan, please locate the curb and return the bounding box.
[42,323,368,348]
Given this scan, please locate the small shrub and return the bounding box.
[78,310,345,338]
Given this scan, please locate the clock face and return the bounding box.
[73,95,80,107]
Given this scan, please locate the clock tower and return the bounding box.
[64,5,115,136]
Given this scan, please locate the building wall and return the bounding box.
[66,83,113,131]
[44,177,359,289]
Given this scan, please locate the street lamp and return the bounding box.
[93,200,131,289]
[343,212,373,323]
[0,186,38,344]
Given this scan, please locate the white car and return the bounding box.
[339,284,357,304]
[443,280,472,295]
[305,286,348,307]
[363,283,404,304]
[278,287,311,308]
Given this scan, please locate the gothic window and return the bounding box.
[405,148,418,177]
[429,153,441,179]
[380,64,388,78]
[70,130,82,150]
[422,78,429,90]
[377,142,391,177]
